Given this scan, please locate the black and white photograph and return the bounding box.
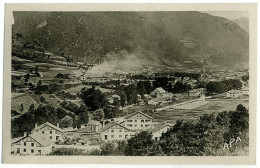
[2,3,257,164]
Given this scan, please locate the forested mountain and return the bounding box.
[12,11,249,70]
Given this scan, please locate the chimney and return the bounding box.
[35,123,38,128]
[24,132,27,137]
[57,123,59,128]
[102,120,105,128]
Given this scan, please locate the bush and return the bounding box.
[49,147,85,155]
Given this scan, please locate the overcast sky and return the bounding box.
[202,11,248,20]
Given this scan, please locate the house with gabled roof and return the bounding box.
[86,120,102,133]
[99,121,135,141]
[151,122,171,141]
[150,87,167,98]
[123,111,154,131]
[31,122,64,143]
[11,133,52,155]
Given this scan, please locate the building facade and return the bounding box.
[11,133,52,155]
[123,111,154,131]
[99,122,135,141]
[31,122,64,143]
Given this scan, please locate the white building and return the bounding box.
[87,120,102,133]
[148,99,158,106]
[31,122,64,143]
[123,111,154,131]
[150,87,167,98]
[188,88,206,97]
[226,90,242,98]
[99,122,135,141]
[11,133,52,155]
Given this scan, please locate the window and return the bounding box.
[24,142,26,146]
[135,124,137,127]
[127,124,132,127]
[50,131,52,134]
[111,129,114,133]
[127,120,132,122]
[141,120,144,122]
[135,120,137,122]
[38,150,41,154]
[119,129,122,132]
[23,149,26,152]
[42,131,45,134]
[31,149,34,153]
[141,124,143,127]
[56,136,59,140]
[31,143,34,147]
[17,148,20,153]
[111,135,114,138]
[50,136,52,139]
[104,135,108,140]
[119,135,122,138]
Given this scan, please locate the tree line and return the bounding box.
[206,79,242,94]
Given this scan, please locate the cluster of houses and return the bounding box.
[226,85,249,98]
[11,111,171,155]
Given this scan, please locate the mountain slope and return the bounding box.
[232,17,249,33]
[12,11,249,70]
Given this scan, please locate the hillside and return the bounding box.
[12,11,249,72]
[232,17,249,33]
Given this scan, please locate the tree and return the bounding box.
[35,80,43,95]
[24,73,30,83]
[229,104,249,137]
[50,147,84,155]
[100,141,126,156]
[35,65,39,73]
[80,86,106,111]
[40,96,45,103]
[159,120,201,156]
[103,106,116,119]
[56,107,67,119]
[60,116,73,128]
[153,77,169,91]
[242,75,249,82]
[77,105,89,126]
[123,84,138,104]
[124,131,155,156]
[20,103,24,113]
[118,91,127,107]
[136,81,146,96]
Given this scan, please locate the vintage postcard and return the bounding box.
[2,3,257,164]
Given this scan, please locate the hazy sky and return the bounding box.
[202,11,248,20]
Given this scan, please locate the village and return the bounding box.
[11,51,249,155]
[11,45,249,155]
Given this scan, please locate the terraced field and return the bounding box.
[152,99,249,124]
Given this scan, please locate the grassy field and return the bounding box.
[11,93,40,113]
[153,99,249,124]
[121,99,249,124]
